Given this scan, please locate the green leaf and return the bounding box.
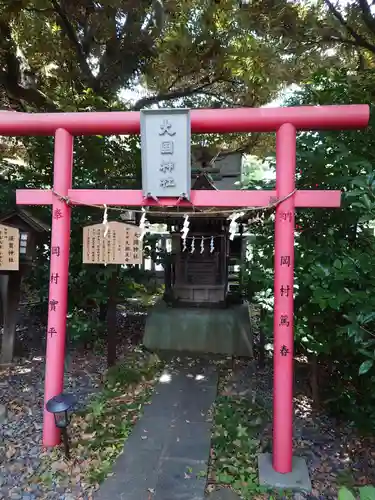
[359,360,374,376]
[333,259,342,269]
[358,214,374,223]
[217,473,233,484]
[338,486,356,500]
[345,189,364,198]
[352,178,368,188]
[362,193,372,209]
[361,312,375,325]
[359,486,375,500]
[352,201,366,208]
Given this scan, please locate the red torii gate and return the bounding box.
[1,105,368,477]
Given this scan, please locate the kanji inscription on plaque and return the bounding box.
[140,108,191,199]
[0,224,19,271]
[82,221,143,265]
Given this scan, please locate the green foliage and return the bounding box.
[15,121,146,348]
[339,487,356,500]
[0,0,337,113]
[211,396,280,498]
[339,486,375,500]
[360,487,375,500]
[245,68,375,428]
[105,355,161,387]
[67,310,105,348]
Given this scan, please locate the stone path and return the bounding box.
[94,360,218,500]
[208,488,241,499]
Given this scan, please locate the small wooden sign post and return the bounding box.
[0,224,19,271]
[82,221,142,265]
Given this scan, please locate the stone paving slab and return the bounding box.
[165,420,212,461]
[179,386,216,422]
[94,362,218,500]
[93,448,160,499]
[153,458,207,500]
[127,416,174,451]
[207,488,242,499]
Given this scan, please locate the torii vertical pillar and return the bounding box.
[43,129,73,446]
[274,123,296,472]
[258,124,311,491]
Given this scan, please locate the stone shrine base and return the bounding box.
[258,453,312,492]
[143,300,253,357]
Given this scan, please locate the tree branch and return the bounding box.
[97,1,163,94]
[50,0,99,90]
[199,90,257,108]
[357,0,375,35]
[324,0,375,53]
[132,78,223,110]
[200,90,240,107]
[0,21,58,111]
[24,7,55,13]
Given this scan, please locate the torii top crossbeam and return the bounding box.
[0,105,369,136]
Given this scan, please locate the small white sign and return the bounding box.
[140,109,191,199]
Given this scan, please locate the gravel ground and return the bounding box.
[0,350,105,500]
[0,306,149,500]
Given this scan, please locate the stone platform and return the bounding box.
[143,300,253,357]
[258,453,312,492]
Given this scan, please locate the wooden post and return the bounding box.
[0,272,22,364]
[107,267,119,367]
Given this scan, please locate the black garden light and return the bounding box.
[46,392,76,459]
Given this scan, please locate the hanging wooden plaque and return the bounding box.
[0,224,19,271]
[123,224,143,265]
[82,221,142,265]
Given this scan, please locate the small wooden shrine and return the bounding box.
[160,172,240,307]
[144,153,252,356]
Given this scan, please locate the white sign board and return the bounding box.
[140,109,191,199]
[0,225,19,271]
[82,222,142,265]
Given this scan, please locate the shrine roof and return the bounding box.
[0,208,50,232]
[192,172,217,191]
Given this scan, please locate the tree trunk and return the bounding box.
[310,353,320,409]
[258,324,265,370]
[164,261,171,291]
[99,302,108,322]
[106,267,119,368]
[307,320,320,409]
[0,272,22,365]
